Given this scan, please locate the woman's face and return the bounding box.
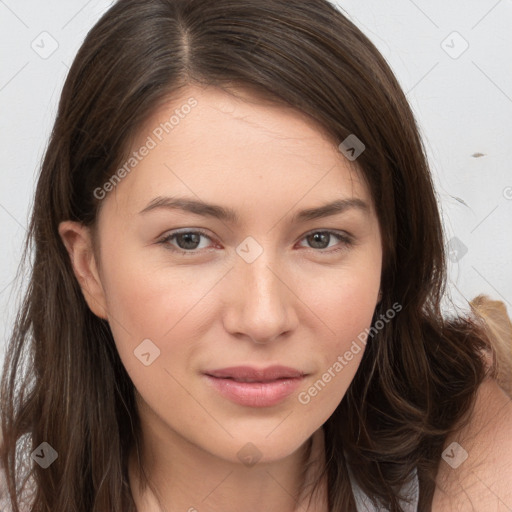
[66,85,382,464]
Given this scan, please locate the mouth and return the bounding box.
[211,376,295,383]
[204,365,305,381]
[203,366,307,407]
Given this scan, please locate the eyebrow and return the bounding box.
[138,196,369,223]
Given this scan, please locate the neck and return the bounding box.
[128,403,327,512]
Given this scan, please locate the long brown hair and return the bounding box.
[0,0,493,510]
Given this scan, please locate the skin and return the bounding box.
[432,376,512,511]
[59,84,383,511]
[57,83,512,511]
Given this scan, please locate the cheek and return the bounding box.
[297,262,380,411]
[99,245,206,337]
[97,244,223,391]
[309,260,380,343]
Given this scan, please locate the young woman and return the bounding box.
[1,0,511,510]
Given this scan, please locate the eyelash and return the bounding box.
[157,229,354,256]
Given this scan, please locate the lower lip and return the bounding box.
[204,375,304,407]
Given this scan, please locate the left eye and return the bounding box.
[297,231,352,251]
[157,230,352,254]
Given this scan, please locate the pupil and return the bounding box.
[309,232,329,249]
[178,233,200,250]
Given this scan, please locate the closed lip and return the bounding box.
[204,365,306,382]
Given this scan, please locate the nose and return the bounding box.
[222,252,299,345]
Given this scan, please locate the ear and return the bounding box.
[58,220,108,320]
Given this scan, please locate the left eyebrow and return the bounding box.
[290,198,369,223]
[138,195,369,224]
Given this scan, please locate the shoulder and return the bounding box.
[432,376,512,510]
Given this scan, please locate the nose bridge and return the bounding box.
[242,246,284,312]
[245,251,281,304]
[226,241,296,343]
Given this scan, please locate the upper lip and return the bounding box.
[205,365,306,382]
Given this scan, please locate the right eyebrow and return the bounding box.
[139,196,239,223]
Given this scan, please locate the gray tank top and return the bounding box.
[349,464,420,511]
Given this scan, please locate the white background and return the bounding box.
[1,0,511,358]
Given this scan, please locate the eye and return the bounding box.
[157,229,215,254]
[297,230,354,253]
[157,229,354,255]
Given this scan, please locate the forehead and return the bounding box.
[101,85,373,220]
